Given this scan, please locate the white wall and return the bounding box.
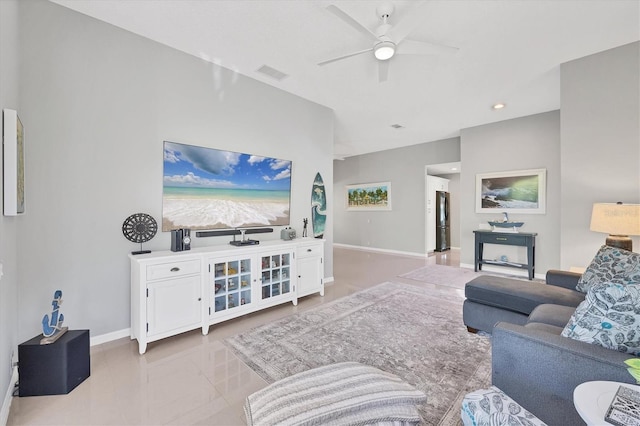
[333,42,639,275]
[333,138,460,255]
[0,0,20,419]
[15,0,334,342]
[560,42,640,269]
[459,111,561,277]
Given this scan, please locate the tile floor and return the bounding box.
[8,247,461,425]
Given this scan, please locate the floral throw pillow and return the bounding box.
[576,245,640,293]
[561,282,640,355]
[461,386,547,426]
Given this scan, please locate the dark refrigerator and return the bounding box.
[435,191,450,252]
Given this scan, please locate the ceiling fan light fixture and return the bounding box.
[374,41,396,61]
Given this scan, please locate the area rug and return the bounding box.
[225,281,491,425]
[399,264,483,289]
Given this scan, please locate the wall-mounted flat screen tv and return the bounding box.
[162,141,291,231]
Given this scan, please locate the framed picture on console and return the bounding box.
[346,181,392,211]
[3,109,25,216]
[475,168,546,214]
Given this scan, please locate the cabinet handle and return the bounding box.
[307,249,312,252]
[198,297,201,301]
[298,275,301,278]
[170,267,180,272]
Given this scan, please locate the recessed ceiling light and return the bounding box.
[492,103,506,110]
[256,65,289,81]
[451,167,458,171]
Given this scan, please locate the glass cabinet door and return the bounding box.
[212,257,252,314]
[260,252,291,300]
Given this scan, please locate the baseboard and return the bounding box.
[1,366,18,425]
[90,328,130,347]
[428,246,461,253]
[324,276,334,284]
[333,243,428,259]
[460,262,544,280]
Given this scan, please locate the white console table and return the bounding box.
[130,238,324,354]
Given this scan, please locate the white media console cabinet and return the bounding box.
[130,238,324,354]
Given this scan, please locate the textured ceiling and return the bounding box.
[51,0,640,158]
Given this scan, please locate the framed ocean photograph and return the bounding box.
[346,181,391,211]
[476,169,546,214]
[3,109,25,216]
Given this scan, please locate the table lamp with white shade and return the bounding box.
[590,202,640,252]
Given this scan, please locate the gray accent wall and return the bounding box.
[13,0,334,342]
[0,0,20,417]
[333,138,460,254]
[459,111,561,276]
[560,42,640,269]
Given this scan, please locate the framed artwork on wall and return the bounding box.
[346,181,391,211]
[476,168,546,214]
[3,109,25,216]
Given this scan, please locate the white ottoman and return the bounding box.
[245,362,427,426]
[461,386,547,426]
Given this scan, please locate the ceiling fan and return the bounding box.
[318,1,458,82]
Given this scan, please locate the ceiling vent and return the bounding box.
[256,65,289,81]
[390,124,404,129]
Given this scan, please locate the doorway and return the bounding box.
[425,162,460,254]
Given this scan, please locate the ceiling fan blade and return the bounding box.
[396,39,459,56]
[388,1,430,43]
[318,47,373,66]
[378,61,390,83]
[325,4,379,42]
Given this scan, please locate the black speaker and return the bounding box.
[18,330,90,396]
[245,227,274,235]
[171,229,182,252]
[195,229,241,238]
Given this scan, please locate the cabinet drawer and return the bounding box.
[479,234,527,246]
[476,232,531,246]
[297,243,323,259]
[146,259,200,281]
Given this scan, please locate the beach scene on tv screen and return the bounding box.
[162,141,291,231]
